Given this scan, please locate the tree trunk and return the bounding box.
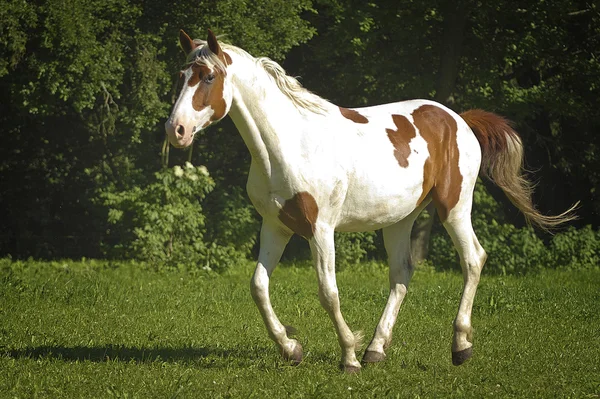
[410,2,468,265]
[433,2,468,105]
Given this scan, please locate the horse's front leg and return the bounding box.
[310,225,362,373]
[250,221,301,363]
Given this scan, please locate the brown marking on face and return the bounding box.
[278,192,319,238]
[412,104,462,222]
[386,114,416,168]
[187,63,208,88]
[340,107,369,124]
[187,63,227,120]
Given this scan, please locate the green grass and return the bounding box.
[1,259,599,398]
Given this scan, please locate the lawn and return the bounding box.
[0,259,598,398]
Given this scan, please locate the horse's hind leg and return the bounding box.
[250,221,301,364]
[363,210,421,364]
[443,211,487,365]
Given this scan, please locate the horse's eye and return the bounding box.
[204,73,215,84]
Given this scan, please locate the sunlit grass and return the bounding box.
[1,260,598,398]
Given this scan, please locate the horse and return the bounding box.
[165,29,577,372]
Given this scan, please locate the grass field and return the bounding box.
[1,259,599,398]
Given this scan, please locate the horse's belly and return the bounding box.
[335,172,424,232]
[334,132,429,232]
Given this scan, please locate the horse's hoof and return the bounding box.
[452,347,473,366]
[362,350,386,364]
[283,342,303,365]
[340,364,361,374]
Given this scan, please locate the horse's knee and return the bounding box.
[461,249,486,283]
[318,289,339,312]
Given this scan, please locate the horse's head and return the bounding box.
[165,30,233,148]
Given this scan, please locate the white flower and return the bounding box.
[184,161,194,170]
[198,165,209,176]
[173,165,183,177]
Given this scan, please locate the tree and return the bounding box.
[0,0,315,259]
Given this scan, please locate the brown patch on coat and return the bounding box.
[412,104,462,222]
[386,114,416,168]
[339,107,369,124]
[278,192,319,238]
[187,64,227,120]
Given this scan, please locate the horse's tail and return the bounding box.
[460,109,578,231]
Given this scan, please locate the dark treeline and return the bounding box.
[1,0,598,266]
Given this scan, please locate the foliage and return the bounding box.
[455,0,600,223]
[195,122,261,257]
[550,225,600,270]
[280,231,378,269]
[428,184,541,275]
[334,231,377,270]
[0,0,315,259]
[430,183,600,275]
[203,185,260,257]
[102,163,237,272]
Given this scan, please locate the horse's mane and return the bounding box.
[189,39,328,114]
[256,57,328,114]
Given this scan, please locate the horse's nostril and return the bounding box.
[175,125,184,137]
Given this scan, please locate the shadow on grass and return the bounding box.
[4,344,263,366]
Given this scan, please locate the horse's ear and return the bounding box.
[179,30,197,55]
[207,29,221,55]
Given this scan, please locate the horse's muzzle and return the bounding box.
[165,119,194,148]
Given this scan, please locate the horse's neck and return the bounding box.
[227,60,318,177]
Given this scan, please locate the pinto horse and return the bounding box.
[165,30,576,372]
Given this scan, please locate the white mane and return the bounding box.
[189,39,328,114]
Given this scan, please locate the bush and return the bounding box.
[335,231,377,270]
[429,183,599,274]
[430,183,549,275]
[480,222,550,274]
[102,163,242,272]
[550,225,600,270]
[203,185,260,258]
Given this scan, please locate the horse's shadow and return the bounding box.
[4,344,262,367]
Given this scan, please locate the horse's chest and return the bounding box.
[246,183,274,217]
[245,166,286,219]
